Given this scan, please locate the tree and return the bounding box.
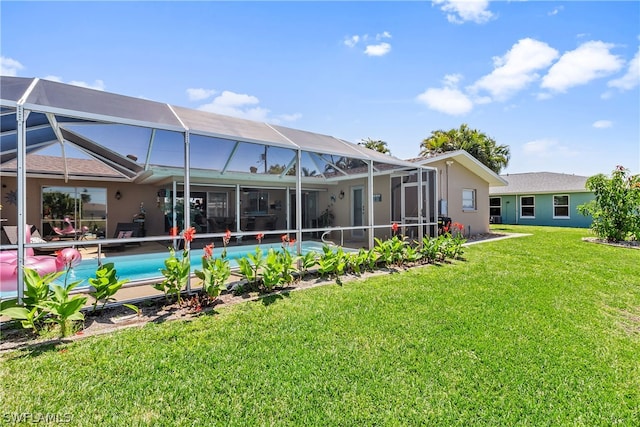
[578,166,640,242]
[359,138,391,155]
[420,124,510,174]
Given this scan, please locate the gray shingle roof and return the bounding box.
[489,172,590,195]
[2,154,127,179]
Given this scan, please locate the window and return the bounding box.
[462,189,476,210]
[553,195,570,218]
[207,192,228,217]
[247,191,269,214]
[520,196,535,218]
[42,186,107,237]
[489,197,502,217]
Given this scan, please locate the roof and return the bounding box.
[1,76,424,184]
[409,150,507,187]
[2,154,127,180]
[489,172,590,195]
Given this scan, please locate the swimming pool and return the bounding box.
[0,241,336,299]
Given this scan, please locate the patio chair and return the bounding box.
[102,222,139,251]
[50,217,88,240]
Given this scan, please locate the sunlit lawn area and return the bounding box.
[1,225,638,425]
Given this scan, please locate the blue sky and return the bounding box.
[2,1,639,177]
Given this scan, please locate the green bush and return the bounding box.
[578,165,640,241]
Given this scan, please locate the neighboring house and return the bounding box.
[409,150,507,235]
[488,172,594,228]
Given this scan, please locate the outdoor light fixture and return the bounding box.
[115,190,122,200]
[339,190,345,199]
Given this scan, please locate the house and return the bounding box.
[488,172,594,228]
[0,76,436,258]
[409,150,507,235]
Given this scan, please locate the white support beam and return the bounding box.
[368,160,374,249]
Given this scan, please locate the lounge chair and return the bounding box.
[102,222,139,251]
[50,217,88,240]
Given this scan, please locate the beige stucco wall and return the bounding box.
[0,177,165,237]
[430,159,490,235]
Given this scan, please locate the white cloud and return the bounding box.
[592,120,613,129]
[548,6,563,16]
[274,112,302,123]
[68,79,105,91]
[433,0,494,24]
[364,42,392,57]
[186,88,217,101]
[541,41,624,93]
[42,75,63,83]
[416,87,473,115]
[443,73,463,87]
[197,90,300,123]
[471,38,559,101]
[608,46,640,91]
[0,56,24,76]
[523,138,557,157]
[42,75,105,90]
[344,35,360,48]
[345,32,392,56]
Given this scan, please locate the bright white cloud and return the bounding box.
[345,32,392,56]
[523,138,557,157]
[186,88,217,101]
[541,41,624,93]
[364,42,392,57]
[344,35,360,48]
[197,90,300,123]
[0,56,24,76]
[433,0,494,24]
[592,120,613,129]
[608,46,640,91]
[471,38,559,101]
[416,87,473,115]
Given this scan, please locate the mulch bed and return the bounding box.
[582,237,639,250]
[0,232,513,353]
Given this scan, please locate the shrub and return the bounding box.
[578,166,640,241]
[89,263,129,312]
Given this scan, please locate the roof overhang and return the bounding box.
[413,150,508,187]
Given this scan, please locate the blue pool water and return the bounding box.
[1,241,333,299]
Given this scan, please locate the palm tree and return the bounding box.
[420,124,510,174]
[359,138,391,155]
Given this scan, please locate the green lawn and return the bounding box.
[1,225,638,426]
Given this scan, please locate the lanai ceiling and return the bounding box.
[1,76,423,185]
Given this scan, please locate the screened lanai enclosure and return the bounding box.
[1,76,436,299]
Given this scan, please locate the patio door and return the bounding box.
[351,186,365,238]
[401,182,419,238]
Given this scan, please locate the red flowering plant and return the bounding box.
[194,239,231,302]
[441,222,467,260]
[154,226,195,304]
